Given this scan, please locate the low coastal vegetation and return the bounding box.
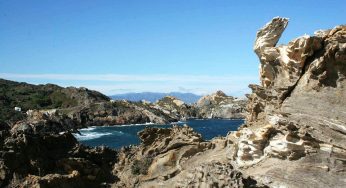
[0,78,246,128]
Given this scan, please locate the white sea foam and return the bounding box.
[79,126,97,131]
[114,122,158,127]
[73,132,112,141]
[170,121,186,124]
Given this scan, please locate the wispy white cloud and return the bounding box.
[0,73,259,96]
[0,73,257,83]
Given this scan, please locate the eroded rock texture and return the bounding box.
[235,18,346,187]
[196,91,247,119]
[1,17,344,188]
[0,117,118,187]
[114,18,346,188]
[153,96,197,120]
[113,125,265,188]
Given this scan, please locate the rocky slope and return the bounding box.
[196,90,247,119]
[113,17,346,187]
[0,79,109,123]
[0,117,118,187]
[0,79,177,127]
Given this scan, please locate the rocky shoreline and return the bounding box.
[112,17,346,187]
[0,78,246,130]
[0,17,345,187]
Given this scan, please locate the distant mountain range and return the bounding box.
[110,92,202,104]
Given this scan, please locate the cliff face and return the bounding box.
[232,17,346,187]
[196,91,246,119]
[113,18,346,188]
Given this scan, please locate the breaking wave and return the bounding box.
[73,132,112,141]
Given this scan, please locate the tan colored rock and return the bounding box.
[240,18,346,187]
[112,18,346,188]
[154,96,196,120]
[227,125,274,167]
[196,91,246,119]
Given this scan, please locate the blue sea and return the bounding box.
[73,119,244,149]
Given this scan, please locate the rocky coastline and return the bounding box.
[0,17,345,187]
[0,78,246,131]
[112,17,346,187]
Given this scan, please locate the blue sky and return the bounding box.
[0,1,345,96]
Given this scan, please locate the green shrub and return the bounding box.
[131,157,153,175]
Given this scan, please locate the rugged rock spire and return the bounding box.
[254,17,289,57]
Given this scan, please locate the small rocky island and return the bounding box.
[0,17,345,187]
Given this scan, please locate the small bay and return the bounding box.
[74,119,244,149]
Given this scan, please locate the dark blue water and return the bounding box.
[73,119,244,149]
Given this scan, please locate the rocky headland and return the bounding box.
[0,78,246,129]
[0,79,179,128]
[0,17,344,187]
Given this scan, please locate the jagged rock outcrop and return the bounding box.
[113,126,264,187]
[65,100,176,126]
[196,91,247,119]
[113,18,346,188]
[0,117,118,187]
[153,96,197,120]
[231,18,346,187]
[10,109,78,135]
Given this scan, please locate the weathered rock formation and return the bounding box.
[196,91,247,119]
[113,18,346,188]
[1,17,345,188]
[0,117,118,187]
[113,125,265,187]
[64,100,176,127]
[153,96,197,120]
[232,17,346,187]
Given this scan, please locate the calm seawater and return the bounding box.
[73,119,244,149]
